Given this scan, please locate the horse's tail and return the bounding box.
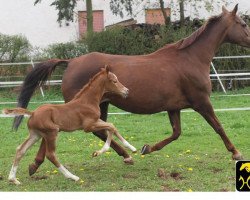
[12,59,69,131]
[3,108,33,116]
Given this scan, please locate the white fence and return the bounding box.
[0,56,250,94]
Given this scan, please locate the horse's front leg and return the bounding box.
[141,110,181,155]
[195,100,242,160]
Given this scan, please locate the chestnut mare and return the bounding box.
[13,5,250,174]
[4,66,136,185]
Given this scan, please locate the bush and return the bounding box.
[0,33,31,62]
[43,41,88,59]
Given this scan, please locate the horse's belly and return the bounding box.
[109,92,189,114]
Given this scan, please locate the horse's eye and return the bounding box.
[242,23,247,28]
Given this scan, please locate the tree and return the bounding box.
[34,0,93,36]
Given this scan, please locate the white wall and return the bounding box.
[0,0,249,47]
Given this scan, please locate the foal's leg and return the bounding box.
[112,129,137,153]
[9,130,41,185]
[88,119,134,163]
[195,101,242,160]
[92,130,113,157]
[44,132,79,181]
[28,138,46,176]
[141,110,181,155]
[92,102,132,163]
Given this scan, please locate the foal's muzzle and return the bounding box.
[122,88,129,98]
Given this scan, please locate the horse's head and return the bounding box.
[223,4,250,47]
[103,65,129,98]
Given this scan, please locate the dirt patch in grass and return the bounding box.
[211,167,223,173]
[161,184,180,192]
[157,168,183,181]
[122,172,139,179]
[31,175,49,181]
[170,172,183,180]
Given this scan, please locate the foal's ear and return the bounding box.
[104,65,110,74]
[222,5,228,14]
[231,4,238,16]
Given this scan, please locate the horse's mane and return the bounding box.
[72,69,106,100]
[177,14,223,50]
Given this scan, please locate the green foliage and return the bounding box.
[43,41,88,59]
[34,0,78,26]
[0,33,31,62]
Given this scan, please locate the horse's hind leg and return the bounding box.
[9,130,41,185]
[195,101,242,160]
[28,138,46,176]
[141,110,181,155]
[92,102,133,164]
[44,131,79,181]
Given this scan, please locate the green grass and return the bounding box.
[0,87,249,191]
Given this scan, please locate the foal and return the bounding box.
[3,66,136,185]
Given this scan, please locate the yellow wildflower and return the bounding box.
[188,168,193,171]
[80,179,85,184]
[187,188,193,192]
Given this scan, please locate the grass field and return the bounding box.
[0,87,249,191]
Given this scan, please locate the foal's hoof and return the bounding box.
[141,144,152,155]
[29,163,38,176]
[92,151,100,157]
[123,156,134,165]
[9,178,21,185]
[232,152,243,160]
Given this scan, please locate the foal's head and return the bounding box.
[222,4,250,47]
[103,65,129,98]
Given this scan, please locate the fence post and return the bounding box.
[210,62,227,94]
[31,59,45,97]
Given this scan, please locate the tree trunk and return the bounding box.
[159,0,170,25]
[86,0,93,36]
[179,0,185,26]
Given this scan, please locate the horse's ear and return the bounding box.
[222,5,228,14]
[231,4,238,16]
[104,65,110,74]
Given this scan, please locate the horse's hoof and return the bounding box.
[9,178,21,185]
[29,163,38,176]
[232,152,243,160]
[141,144,151,155]
[124,156,134,165]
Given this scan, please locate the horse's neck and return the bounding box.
[185,21,228,64]
[78,76,105,105]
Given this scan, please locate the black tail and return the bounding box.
[13,59,69,131]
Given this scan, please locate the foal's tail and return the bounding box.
[13,59,69,131]
[3,108,33,116]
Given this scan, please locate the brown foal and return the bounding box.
[3,66,136,185]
